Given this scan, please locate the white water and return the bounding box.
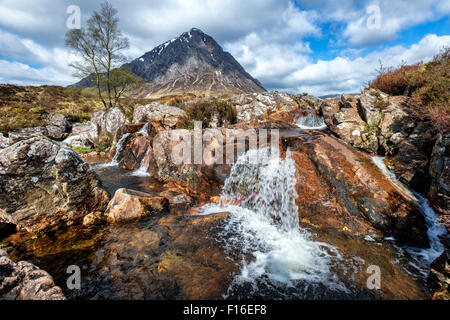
[90,133,130,169]
[136,123,150,136]
[295,113,328,130]
[371,156,446,269]
[199,148,348,295]
[130,144,152,177]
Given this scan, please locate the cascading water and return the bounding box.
[130,144,152,177]
[200,148,350,298]
[371,156,446,274]
[91,133,130,169]
[136,123,150,136]
[295,113,328,130]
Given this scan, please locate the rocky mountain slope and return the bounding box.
[76,28,266,98]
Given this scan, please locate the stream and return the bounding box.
[0,118,446,300]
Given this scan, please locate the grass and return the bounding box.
[369,47,450,131]
[0,84,198,135]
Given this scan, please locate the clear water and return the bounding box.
[199,148,352,297]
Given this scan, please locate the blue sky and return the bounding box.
[0,0,449,95]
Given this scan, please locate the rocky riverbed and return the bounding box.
[0,90,448,300]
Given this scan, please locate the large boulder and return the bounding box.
[152,129,232,195]
[105,188,168,222]
[283,131,430,247]
[0,136,110,233]
[133,103,186,128]
[0,250,66,300]
[90,107,129,139]
[44,113,72,140]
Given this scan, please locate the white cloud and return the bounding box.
[283,34,450,96]
[0,0,448,95]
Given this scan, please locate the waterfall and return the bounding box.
[295,113,327,130]
[130,144,152,177]
[371,156,446,271]
[136,123,150,136]
[111,133,130,165]
[199,148,347,297]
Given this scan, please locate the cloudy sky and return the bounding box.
[0,0,449,95]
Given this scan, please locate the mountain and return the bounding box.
[75,28,266,98]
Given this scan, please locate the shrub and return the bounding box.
[177,99,237,129]
[369,47,450,131]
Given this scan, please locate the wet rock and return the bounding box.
[0,249,66,300]
[133,103,186,128]
[113,123,151,144]
[159,188,192,214]
[429,249,450,300]
[390,121,439,192]
[428,132,450,224]
[83,211,104,227]
[0,223,16,240]
[105,188,168,222]
[283,131,429,247]
[116,135,154,172]
[0,136,110,233]
[152,129,230,195]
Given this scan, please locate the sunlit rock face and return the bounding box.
[282,131,429,248]
[0,136,110,233]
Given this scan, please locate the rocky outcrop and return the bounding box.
[228,92,299,122]
[133,103,185,128]
[8,113,71,143]
[320,88,442,195]
[105,188,168,222]
[151,129,232,195]
[428,132,450,225]
[283,131,430,247]
[0,250,66,300]
[90,107,129,139]
[320,96,371,150]
[0,136,110,233]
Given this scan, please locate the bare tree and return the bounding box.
[65,1,141,110]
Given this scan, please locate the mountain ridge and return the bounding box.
[75,28,266,98]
